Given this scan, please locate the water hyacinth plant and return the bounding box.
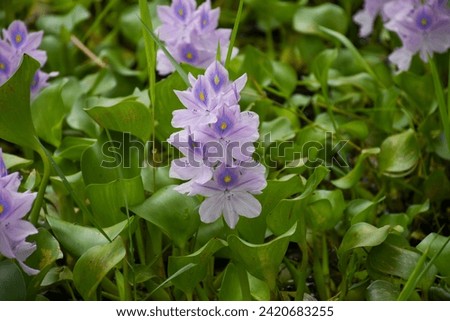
[168,61,266,228]
[0,0,449,305]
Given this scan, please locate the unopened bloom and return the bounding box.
[191,163,266,228]
[156,0,236,75]
[0,149,38,275]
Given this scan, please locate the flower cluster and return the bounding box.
[0,149,38,275]
[0,20,56,97]
[354,0,450,71]
[155,0,237,75]
[168,61,266,228]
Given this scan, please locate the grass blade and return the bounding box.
[225,0,244,68]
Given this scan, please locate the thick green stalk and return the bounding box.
[295,212,309,300]
[225,0,244,68]
[28,146,51,225]
[429,57,450,151]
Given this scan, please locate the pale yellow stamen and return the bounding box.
[220,122,227,130]
[15,34,22,43]
[224,175,232,183]
[202,19,207,26]
[178,9,184,16]
[199,91,205,101]
[214,75,220,85]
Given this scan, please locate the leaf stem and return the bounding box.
[29,143,51,225]
[429,57,450,152]
[225,0,244,68]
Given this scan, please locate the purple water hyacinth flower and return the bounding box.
[0,20,56,97]
[156,0,197,44]
[3,20,47,66]
[190,163,266,228]
[195,0,220,32]
[31,70,58,98]
[354,0,394,37]
[0,149,38,275]
[168,128,214,194]
[384,0,450,71]
[156,0,237,75]
[195,105,259,162]
[0,188,39,275]
[172,62,247,130]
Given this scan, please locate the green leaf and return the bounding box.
[306,189,345,231]
[131,185,200,249]
[260,117,295,146]
[41,266,73,287]
[312,49,338,93]
[339,223,390,253]
[241,46,273,87]
[293,4,348,36]
[54,137,96,161]
[366,280,400,301]
[267,199,301,237]
[36,4,91,34]
[47,215,132,257]
[85,100,152,142]
[240,175,302,243]
[73,237,126,300]
[26,228,63,272]
[154,71,189,141]
[219,262,244,300]
[0,55,40,151]
[31,79,70,147]
[332,148,380,189]
[368,241,437,289]
[417,233,450,278]
[81,132,141,186]
[168,239,227,294]
[2,152,33,170]
[346,199,378,225]
[86,176,145,227]
[271,61,297,96]
[379,129,420,176]
[0,261,27,300]
[228,224,296,290]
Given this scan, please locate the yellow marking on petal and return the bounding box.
[15,34,22,43]
[220,122,227,130]
[214,75,220,85]
[178,8,184,16]
[0,204,4,214]
[202,19,207,26]
[223,175,232,183]
[421,18,428,26]
[186,52,193,60]
[199,91,205,101]
[0,63,5,70]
